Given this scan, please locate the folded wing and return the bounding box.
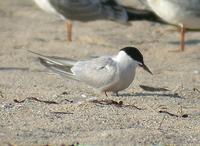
[72,56,118,88]
[48,0,128,23]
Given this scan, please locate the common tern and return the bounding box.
[147,0,200,51]
[30,47,152,96]
[33,0,129,42]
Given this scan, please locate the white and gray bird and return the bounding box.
[33,0,128,42]
[147,0,200,51]
[30,47,152,96]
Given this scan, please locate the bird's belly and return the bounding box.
[164,14,200,29]
[149,0,200,29]
[102,71,135,92]
[164,11,200,29]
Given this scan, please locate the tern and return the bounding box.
[30,47,152,96]
[147,0,200,51]
[33,0,129,42]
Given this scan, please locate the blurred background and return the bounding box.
[0,0,200,145]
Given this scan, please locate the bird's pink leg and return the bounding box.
[66,20,72,42]
[180,24,186,51]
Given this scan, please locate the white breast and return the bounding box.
[103,51,137,92]
[33,0,57,14]
[115,63,136,91]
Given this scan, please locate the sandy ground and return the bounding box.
[0,0,200,145]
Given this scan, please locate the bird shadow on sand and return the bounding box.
[118,85,183,99]
[119,92,183,99]
[168,39,200,46]
[0,67,29,71]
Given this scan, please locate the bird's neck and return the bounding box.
[113,51,137,89]
[113,51,138,70]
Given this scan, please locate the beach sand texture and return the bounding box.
[0,0,200,145]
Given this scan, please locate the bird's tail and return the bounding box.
[125,7,163,23]
[29,51,79,81]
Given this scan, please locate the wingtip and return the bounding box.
[27,50,47,58]
[38,57,51,68]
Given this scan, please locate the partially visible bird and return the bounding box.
[33,0,129,42]
[147,0,200,51]
[29,46,153,96]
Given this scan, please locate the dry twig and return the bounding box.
[14,97,58,104]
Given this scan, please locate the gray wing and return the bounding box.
[48,0,128,23]
[71,56,118,89]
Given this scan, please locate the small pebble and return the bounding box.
[81,94,87,98]
[193,70,199,74]
[1,102,15,111]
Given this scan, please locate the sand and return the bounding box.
[0,0,200,145]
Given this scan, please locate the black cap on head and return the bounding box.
[121,46,153,75]
[120,46,144,64]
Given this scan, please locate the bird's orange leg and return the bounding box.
[180,24,186,51]
[66,20,72,42]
